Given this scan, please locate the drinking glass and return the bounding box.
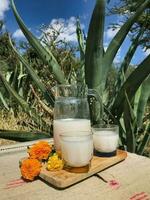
[60,131,93,172]
[92,124,119,157]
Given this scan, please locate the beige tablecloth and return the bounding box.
[0,140,150,200]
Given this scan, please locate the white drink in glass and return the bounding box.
[53,118,91,151]
[93,131,119,152]
[60,133,93,167]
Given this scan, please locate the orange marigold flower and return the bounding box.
[20,158,41,181]
[28,141,52,161]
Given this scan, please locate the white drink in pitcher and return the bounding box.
[53,118,91,151]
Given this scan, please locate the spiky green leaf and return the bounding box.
[0,72,50,132]
[136,75,150,127]
[0,129,50,142]
[137,122,150,155]
[123,92,136,152]
[85,0,105,90]
[111,54,150,119]
[0,91,9,110]
[103,0,150,84]
[9,36,54,107]
[120,27,145,75]
[10,0,66,84]
[76,18,85,61]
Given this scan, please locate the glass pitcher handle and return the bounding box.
[88,89,104,124]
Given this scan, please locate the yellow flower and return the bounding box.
[47,153,64,171]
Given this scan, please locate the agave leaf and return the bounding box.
[18,74,27,80]
[137,122,150,155]
[123,92,136,152]
[0,91,9,110]
[134,86,142,117]
[119,118,127,145]
[76,61,85,84]
[76,18,85,61]
[9,36,54,107]
[10,0,66,84]
[88,88,104,124]
[111,54,150,119]
[11,65,18,90]
[108,68,125,110]
[111,28,145,108]
[0,129,50,142]
[17,62,26,80]
[102,0,150,85]
[102,89,109,105]
[5,71,12,82]
[17,62,26,97]
[85,0,105,90]
[136,75,150,128]
[120,26,145,75]
[0,72,50,132]
[0,61,9,110]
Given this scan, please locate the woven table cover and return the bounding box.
[0,139,150,200]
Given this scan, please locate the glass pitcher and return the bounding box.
[53,84,101,151]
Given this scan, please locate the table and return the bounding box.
[0,139,150,200]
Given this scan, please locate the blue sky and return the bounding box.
[0,0,149,65]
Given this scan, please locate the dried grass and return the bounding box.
[0,110,30,130]
[0,110,31,146]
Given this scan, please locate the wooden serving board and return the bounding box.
[39,150,127,189]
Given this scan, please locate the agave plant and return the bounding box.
[0,0,150,155]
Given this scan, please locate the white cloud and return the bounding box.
[13,29,25,39]
[42,17,85,43]
[106,27,120,39]
[0,0,9,19]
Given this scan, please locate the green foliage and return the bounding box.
[111,55,150,119]
[0,71,51,133]
[76,18,85,61]
[137,122,150,155]
[0,91,9,110]
[0,129,50,141]
[0,33,18,69]
[9,37,54,107]
[11,0,66,84]
[123,92,136,152]
[0,0,149,155]
[108,0,150,50]
[136,76,150,128]
[85,0,105,90]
